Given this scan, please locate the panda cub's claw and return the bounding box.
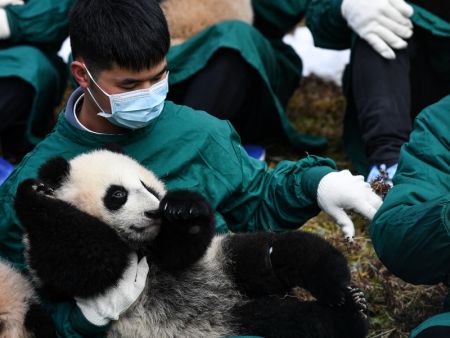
[34,182,54,197]
[345,285,368,320]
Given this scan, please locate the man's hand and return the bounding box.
[75,253,149,326]
[341,0,414,59]
[317,170,383,241]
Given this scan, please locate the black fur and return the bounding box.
[233,286,368,338]
[37,157,70,190]
[147,190,215,271]
[103,185,128,211]
[14,179,131,299]
[24,302,57,338]
[224,231,351,304]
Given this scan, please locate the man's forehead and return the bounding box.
[104,61,168,80]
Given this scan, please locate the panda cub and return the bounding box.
[14,149,369,338]
[0,261,55,338]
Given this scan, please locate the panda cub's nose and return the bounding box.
[145,210,160,219]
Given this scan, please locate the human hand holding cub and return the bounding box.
[75,252,149,326]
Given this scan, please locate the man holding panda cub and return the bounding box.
[0,0,382,336]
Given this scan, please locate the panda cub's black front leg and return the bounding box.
[149,190,215,271]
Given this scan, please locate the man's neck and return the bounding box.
[77,95,127,134]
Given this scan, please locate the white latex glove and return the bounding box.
[317,170,383,242]
[0,8,11,39]
[341,0,414,59]
[75,253,149,326]
[0,0,24,7]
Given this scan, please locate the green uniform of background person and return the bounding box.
[370,95,450,337]
[0,97,336,336]
[306,0,450,175]
[0,0,74,146]
[167,0,327,151]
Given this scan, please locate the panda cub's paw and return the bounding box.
[15,179,53,211]
[345,285,368,320]
[160,190,213,234]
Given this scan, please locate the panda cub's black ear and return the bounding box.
[38,156,70,189]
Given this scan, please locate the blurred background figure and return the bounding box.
[0,0,75,166]
[160,0,329,160]
[307,0,450,183]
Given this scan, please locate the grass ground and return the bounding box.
[278,76,447,337]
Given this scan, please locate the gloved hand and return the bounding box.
[341,0,414,59]
[317,170,383,241]
[0,8,11,40]
[0,0,24,7]
[75,253,149,326]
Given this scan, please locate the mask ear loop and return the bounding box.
[83,64,111,115]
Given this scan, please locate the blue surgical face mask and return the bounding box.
[84,65,169,130]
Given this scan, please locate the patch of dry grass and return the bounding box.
[269,76,447,337]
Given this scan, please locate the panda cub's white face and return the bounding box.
[55,150,167,245]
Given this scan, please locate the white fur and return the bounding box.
[108,236,242,338]
[0,261,36,338]
[56,150,167,243]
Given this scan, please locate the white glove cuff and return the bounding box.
[76,301,111,327]
[0,8,11,40]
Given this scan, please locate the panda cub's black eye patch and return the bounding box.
[104,185,128,211]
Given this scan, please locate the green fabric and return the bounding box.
[167,19,327,151]
[306,0,450,175]
[370,95,450,285]
[0,0,74,145]
[410,312,450,338]
[251,0,309,38]
[0,94,336,336]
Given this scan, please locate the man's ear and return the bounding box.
[71,60,90,88]
[38,157,70,189]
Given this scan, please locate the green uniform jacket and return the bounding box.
[0,0,74,144]
[0,94,336,337]
[167,0,327,151]
[306,0,450,174]
[370,95,450,335]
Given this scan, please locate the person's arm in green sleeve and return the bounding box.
[306,0,352,50]
[252,0,310,38]
[4,0,75,45]
[216,122,381,236]
[370,96,450,285]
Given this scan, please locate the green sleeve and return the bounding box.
[370,96,450,285]
[252,0,310,38]
[50,301,110,338]
[306,0,353,50]
[218,123,336,233]
[5,0,75,45]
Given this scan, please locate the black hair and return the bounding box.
[70,0,170,76]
